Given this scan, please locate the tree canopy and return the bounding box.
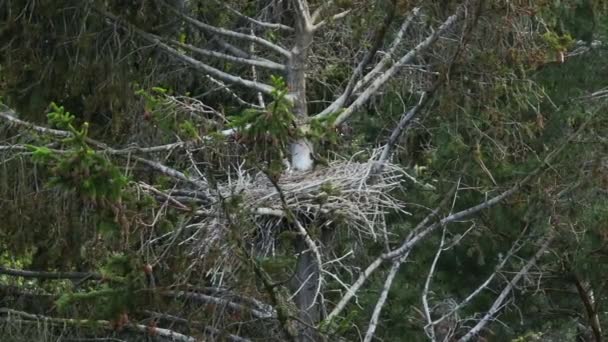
[2,0,608,341]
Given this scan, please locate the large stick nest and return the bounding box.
[187,152,410,264]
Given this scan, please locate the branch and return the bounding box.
[572,274,603,342]
[0,108,209,189]
[0,267,101,281]
[209,35,278,65]
[157,0,291,57]
[427,228,529,330]
[0,308,198,342]
[316,8,421,118]
[351,8,422,96]
[370,3,480,178]
[204,75,264,109]
[169,39,286,71]
[98,10,275,95]
[214,0,294,32]
[421,227,448,341]
[144,310,252,342]
[323,182,459,325]
[370,91,428,177]
[311,0,335,24]
[293,0,313,31]
[331,9,462,125]
[383,113,593,261]
[162,291,276,320]
[458,235,554,342]
[250,28,267,108]
[293,219,324,312]
[362,252,409,342]
[0,110,71,138]
[324,116,592,323]
[312,9,352,31]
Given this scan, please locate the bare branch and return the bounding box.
[324,116,592,323]
[162,290,276,320]
[1,308,198,342]
[0,267,102,281]
[422,227,448,341]
[144,310,253,342]
[214,0,294,32]
[362,252,409,342]
[312,9,352,31]
[324,182,459,324]
[458,235,554,342]
[427,229,530,330]
[572,274,603,342]
[331,9,462,125]
[311,0,335,24]
[205,75,264,109]
[383,113,594,261]
[157,0,291,57]
[0,107,209,189]
[210,35,278,65]
[250,28,267,108]
[293,0,313,30]
[0,110,71,138]
[352,8,422,95]
[98,10,275,95]
[293,219,324,311]
[170,39,286,71]
[316,8,421,118]
[370,92,427,176]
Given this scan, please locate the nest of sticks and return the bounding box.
[186,151,410,263]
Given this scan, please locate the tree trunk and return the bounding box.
[287,5,319,340]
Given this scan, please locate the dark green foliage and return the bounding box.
[56,253,148,320]
[229,76,299,175]
[29,103,128,201]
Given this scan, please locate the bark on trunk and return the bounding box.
[286,5,320,341]
[291,237,321,341]
[287,3,314,172]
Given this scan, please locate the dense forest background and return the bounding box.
[1,0,608,341]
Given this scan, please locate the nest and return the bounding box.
[233,157,407,235]
[184,151,411,265]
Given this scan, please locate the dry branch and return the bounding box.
[332,8,463,125]
[98,9,276,95]
[0,308,197,342]
[458,235,554,341]
[157,0,291,57]
[324,116,592,324]
[0,267,102,281]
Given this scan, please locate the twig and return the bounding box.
[98,9,276,95]
[458,235,554,342]
[213,0,294,32]
[157,0,290,57]
[312,9,352,31]
[162,290,276,319]
[0,267,102,281]
[362,252,409,342]
[144,310,252,342]
[332,8,463,125]
[0,308,197,342]
[316,8,420,118]
[422,226,448,341]
[427,227,529,329]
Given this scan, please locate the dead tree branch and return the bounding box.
[458,235,554,342]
